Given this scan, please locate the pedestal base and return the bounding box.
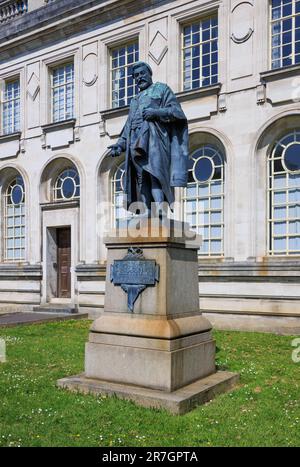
[57,371,239,415]
[58,219,239,414]
[85,314,216,392]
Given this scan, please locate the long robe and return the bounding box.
[117,82,189,209]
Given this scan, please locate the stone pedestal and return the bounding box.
[58,219,238,414]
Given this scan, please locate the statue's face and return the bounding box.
[133,66,153,91]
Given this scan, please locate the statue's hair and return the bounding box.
[132,61,153,76]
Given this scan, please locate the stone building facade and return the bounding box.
[0,0,300,333]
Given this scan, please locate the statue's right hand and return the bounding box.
[108,144,122,157]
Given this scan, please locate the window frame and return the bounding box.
[42,50,78,126]
[3,176,26,263]
[0,72,22,136]
[270,0,300,70]
[182,144,225,257]
[181,12,219,92]
[111,160,127,228]
[109,39,140,109]
[1,78,21,136]
[49,61,75,124]
[267,129,300,256]
[53,168,80,202]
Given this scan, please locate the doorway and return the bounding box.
[57,227,71,298]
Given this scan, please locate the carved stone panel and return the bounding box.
[148,17,168,82]
[27,62,40,129]
[27,72,40,101]
[82,42,98,116]
[230,1,254,80]
[83,53,98,87]
[0,133,21,159]
[149,31,168,65]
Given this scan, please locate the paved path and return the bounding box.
[0,312,88,328]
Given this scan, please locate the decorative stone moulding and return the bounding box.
[176,84,222,122]
[218,93,227,112]
[99,117,107,137]
[100,106,129,138]
[27,72,40,101]
[82,52,98,87]
[256,84,266,105]
[230,1,254,44]
[231,28,253,44]
[0,131,21,159]
[149,31,168,65]
[260,64,300,105]
[41,118,78,150]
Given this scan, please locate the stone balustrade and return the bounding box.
[0,0,28,22]
[0,0,56,22]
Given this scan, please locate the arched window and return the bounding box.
[53,168,80,201]
[4,176,26,261]
[111,162,127,227]
[268,130,300,255]
[183,145,225,256]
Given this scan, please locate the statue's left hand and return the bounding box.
[143,108,159,121]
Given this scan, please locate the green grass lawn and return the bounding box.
[0,319,299,447]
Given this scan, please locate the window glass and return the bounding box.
[52,63,74,122]
[112,162,128,227]
[183,145,225,256]
[183,15,218,91]
[269,130,300,255]
[2,80,20,135]
[271,0,300,69]
[111,42,139,108]
[54,169,80,201]
[4,176,25,261]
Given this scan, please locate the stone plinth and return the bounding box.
[58,218,239,413]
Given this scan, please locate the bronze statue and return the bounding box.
[108,61,189,215]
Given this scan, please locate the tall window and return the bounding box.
[51,63,74,122]
[54,168,80,201]
[271,0,300,69]
[182,15,218,91]
[2,79,20,135]
[4,176,25,261]
[183,145,225,256]
[112,162,128,227]
[268,130,300,255]
[111,41,139,108]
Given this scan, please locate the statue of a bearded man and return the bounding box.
[108,61,189,216]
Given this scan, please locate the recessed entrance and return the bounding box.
[42,202,78,307]
[57,227,71,298]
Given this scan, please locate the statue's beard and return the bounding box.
[138,80,151,90]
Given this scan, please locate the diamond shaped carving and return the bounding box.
[27,72,40,101]
[149,31,168,65]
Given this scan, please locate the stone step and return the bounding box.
[33,306,77,314]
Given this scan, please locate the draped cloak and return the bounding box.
[116,82,189,210]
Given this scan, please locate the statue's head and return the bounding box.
[132,61,153,91]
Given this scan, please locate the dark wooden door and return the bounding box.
[57,228,71,298]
